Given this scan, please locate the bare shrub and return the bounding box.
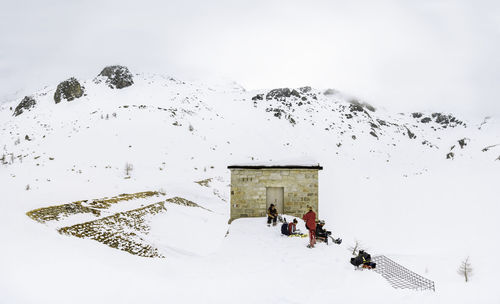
[348,239,364,256]
[125,163,133,176]
[458,256,473,282]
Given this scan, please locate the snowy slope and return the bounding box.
[0,68,499,303]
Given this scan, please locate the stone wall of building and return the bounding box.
[229,168,319,222]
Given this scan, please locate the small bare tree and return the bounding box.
[125,163,133,177]
[458,256,473,282]
[25,184,30,191]
[348,239,364,256]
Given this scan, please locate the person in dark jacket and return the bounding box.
[267,204,278,226]
[302,206,317,248]
[316,220,342,245]
[315,220,328,242]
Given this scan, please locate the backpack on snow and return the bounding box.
[281,223,290,235]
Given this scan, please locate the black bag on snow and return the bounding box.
[350,256,363,267]
[281,223,290,235]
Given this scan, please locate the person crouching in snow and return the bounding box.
[267,204,278,226]
[303,206,317,248]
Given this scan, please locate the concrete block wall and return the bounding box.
[229,168,319,222]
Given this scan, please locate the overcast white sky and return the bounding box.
[1,0,499,116]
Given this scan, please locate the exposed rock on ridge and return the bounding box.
[94,65,134,89]
[13,96,36,116]
[54,77,84,104]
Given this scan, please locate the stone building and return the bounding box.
[228,165,323,222]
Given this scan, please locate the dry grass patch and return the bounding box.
[58,202,167,258]
[166,196,211,212]
[194,178,212,187]
[26,191,161,223]
[26,192,210,258]
[26,202,100,223]
[87,191,160,209]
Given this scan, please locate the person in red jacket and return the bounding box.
[288,218,298,235]
[302,206,317,248]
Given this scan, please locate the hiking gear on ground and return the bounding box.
[350,250,376,269]
[281,223,290,235]
[288,233,307,238]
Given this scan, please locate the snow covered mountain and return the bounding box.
[1,66,499,303]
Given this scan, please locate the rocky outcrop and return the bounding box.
[405,126,416,139]
[266,88,301,101]
[458,138,470,149]
[251,94,263,101]
[415,113,465,128]
[13,96,36,116]
[95,65,134,89]
[348,99,376,112]
[54,78,84,104]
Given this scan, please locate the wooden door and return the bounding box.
[266,187,284,214]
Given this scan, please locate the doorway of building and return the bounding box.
[266,187,284,214]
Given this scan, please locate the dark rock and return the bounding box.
[412,112,423,119]
[95,65,134,89]
[369,130,378,139]
[251,94,263,101]
[405,126,416,139]
[430,113,464,127]
[349,104,364,112]
[446,152,454,159]
[458,138,469,149]
[54,78,84,104]
[266,88,301,100]
[13,96,36,116]
[298,86,312,93]
[421,117,432,123]
[370,122,379,129]
[345,114,353,119]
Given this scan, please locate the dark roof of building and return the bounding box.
[227,165,323,170]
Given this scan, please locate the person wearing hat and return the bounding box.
[302,206,317,248]
[267,204,278,226]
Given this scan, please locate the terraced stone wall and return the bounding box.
[229,168,319,222]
